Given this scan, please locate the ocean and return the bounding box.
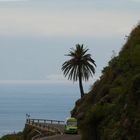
[0,83,80,137]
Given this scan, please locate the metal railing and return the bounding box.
[26,118,65,135]
[26,118,64,125]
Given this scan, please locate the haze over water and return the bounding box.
[0,83,80,136]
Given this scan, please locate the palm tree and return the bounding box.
[62,44,96,98]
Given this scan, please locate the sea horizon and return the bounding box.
[0,83,83,137]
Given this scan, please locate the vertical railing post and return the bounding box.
[25,118,64,135]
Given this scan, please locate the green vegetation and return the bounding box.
[62,44,96,98]
[72,24,140,140]
[0,125,35,140]
[0,132,23,140]
[0,125,43,140]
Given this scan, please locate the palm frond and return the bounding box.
[62,44,96,82]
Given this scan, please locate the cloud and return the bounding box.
[129,0,140,2]
[0,80,69,85]
[0,0,28,1]
[0,74,70,85]
[0,7,139,38]
[0,72,100,85]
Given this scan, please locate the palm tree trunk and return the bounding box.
[78,66,84,98]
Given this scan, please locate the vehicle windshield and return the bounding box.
[67,121,77,127]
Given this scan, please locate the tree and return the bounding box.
[62,44,96,98]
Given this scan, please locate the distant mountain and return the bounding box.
[72,23,140,140]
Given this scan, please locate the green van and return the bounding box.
[64,117,78,134]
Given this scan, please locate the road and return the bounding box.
[39,134,81,140]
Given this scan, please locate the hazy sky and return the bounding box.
[0,0,139,85]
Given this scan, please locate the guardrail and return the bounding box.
[26,118,65,135]
[26,118,65,125]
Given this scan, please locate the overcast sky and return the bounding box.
[0,0,139,85]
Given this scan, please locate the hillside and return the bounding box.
[72,24,140,140]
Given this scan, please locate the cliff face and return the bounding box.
[72,24,140,140]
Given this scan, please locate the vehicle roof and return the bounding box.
[65,117,77,121]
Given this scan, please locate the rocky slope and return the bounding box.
[72,24,140,140]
